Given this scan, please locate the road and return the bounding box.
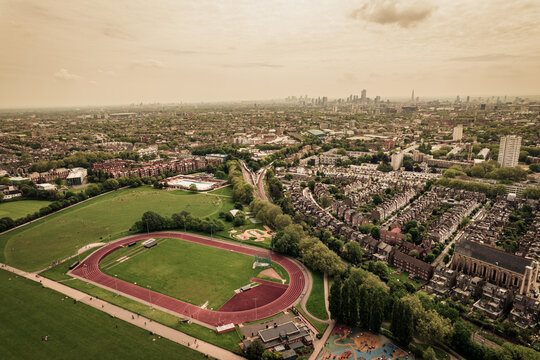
[433,206,486,267]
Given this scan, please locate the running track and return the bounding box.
[71,232,305,326]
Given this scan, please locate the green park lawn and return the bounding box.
[0,269,207,360]
[306,269,328,321]
[0,200,52,220]
[101,237,287,310]
[0,186,235,272]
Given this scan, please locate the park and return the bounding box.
[0,186,235,271]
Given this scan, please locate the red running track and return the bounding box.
[71,232,305,326]
[218,278,288,312]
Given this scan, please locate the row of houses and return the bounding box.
[91,155,225,179]
[426,193,484,242]
[289,181,435,280]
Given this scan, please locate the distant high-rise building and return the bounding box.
[453,124,463,141]
[361,89,367,101]
[498,135,521,167]
[391,152,404,170]
[411,89,415,103]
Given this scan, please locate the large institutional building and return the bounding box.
[451,240,539,296]
[498,135,521,167]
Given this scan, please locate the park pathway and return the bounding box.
[0,263,243,360]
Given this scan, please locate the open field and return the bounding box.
[208,185,233,196]
[306,270,328,320]
[0,269,207,360]
[0,186,235,271]
[0,200,52,220]
[101,237,287,309]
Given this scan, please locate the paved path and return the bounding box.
[1,263,243,360]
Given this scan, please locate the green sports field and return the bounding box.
[101,237,288,309]
[0,200,52,220]
[0,269,207,360]
[0,187,235,272]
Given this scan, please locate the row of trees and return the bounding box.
[436,178,507,197]
[227,161,254,206]
[131,210,225,235]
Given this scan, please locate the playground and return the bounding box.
[318,325,412,360]
[230,225,273,242]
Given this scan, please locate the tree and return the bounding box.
[329,277,343,321]
[343,241,363,265]
[368,288,385,332]
[189,183,198,192]
[370,226,380,240]
[443,254,450,264]
[372,193,383,205]
[391,298,414,345]
[274,214,292,230]
[417,309,453,345]
[233,211,246,226]
[245,339,265,360]
[141,211,165,232]
[373,261,390,281]
[103,178,120,191]
[320,195,332,208]
[423,347,437,360]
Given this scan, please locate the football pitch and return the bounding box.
[101,238,288,310]
[0,186,235,272]
[0,269,207,360]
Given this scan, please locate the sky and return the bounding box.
[1,0,540,107]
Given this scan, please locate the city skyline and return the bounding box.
[1,0,540,107]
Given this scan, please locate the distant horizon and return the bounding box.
[1,92,540,112]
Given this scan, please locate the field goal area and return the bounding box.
[253,253,272,269]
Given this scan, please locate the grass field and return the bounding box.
[0,269,208,360]
[0,186,235,272]
[208,185,233,196]
[66,279,242,352]
[0,200,52,220]
[101,237,287,309]
[306,270,328,321]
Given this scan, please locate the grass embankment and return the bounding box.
[306,270,328,321]
[0,269,208,360]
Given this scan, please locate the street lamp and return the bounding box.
[114,274,118,296]
[147,285,152,309]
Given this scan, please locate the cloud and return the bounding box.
[98,69,117,76]
[450,54,518,62]
[130,59,164,68]
[349,0,435,28]
[222,62,283,69]
[54,68,81,81]
[102,26,133,41]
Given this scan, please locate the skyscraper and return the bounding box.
[498,135,521,167]
[453,124,463,141]
[361,89,367,102]
[411,89,415,103]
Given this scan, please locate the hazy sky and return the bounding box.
[1,0,540,107]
